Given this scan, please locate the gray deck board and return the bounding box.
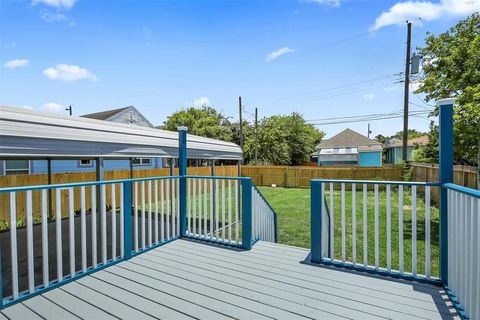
[2,239,459,320]
[170,240,453,315]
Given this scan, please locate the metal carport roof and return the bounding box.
[0,105,243,160]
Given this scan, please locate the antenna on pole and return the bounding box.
[239,96,243,150]
[367,123,372,138]
[65,105,73,116]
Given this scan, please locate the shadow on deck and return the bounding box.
[1,239,459,320]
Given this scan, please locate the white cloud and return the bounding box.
[42,102,64,112]
[22,105,34,110]
[43,64,97,82]
[40,11,76,26]
[363,93,375,100]
[3,59,29,69]
[303,0,341,7]
[410,80,423,92]
[372,0,480,30]
[32,0,77,10]
[266,47,295,62]
[192,96,211,107]
[384,85,400,92]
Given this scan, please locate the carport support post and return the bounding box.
[96,157,105,217]
[310,180,322,263]
[438,99,454,285]
[178,127,188,237]
[123,181,132,259]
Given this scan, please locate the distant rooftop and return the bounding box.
[316,128,382,151]
[81,106,130,120]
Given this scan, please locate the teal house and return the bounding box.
[315,128,383,167]
[384,136,429,164]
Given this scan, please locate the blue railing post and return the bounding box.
[438,98,454,285]
[241,178,252,250]
[123,181,132,260]
[178,126,188,237]
[311,180,322,263]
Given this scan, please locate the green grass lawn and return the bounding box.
[258,186,440,277]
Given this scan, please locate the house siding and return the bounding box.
[30,158,164,174]
[358,151,382,167]
[385,146,413,164]
[107,107,153,127]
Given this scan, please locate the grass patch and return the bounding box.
[258,186,439,277]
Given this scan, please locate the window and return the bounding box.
[78,159,93,167]
[132,158,151,166]
[128,112,138,124]
[4,160,30,175]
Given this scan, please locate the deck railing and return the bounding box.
[0,175,278,309]
[444,183,479,320]
[311,179,439,282]
[252,185,278,243]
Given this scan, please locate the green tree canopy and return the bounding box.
[416,13,480,167]
[244,113,324,165]
[163,106,233,142]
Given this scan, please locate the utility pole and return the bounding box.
[65,105,73,116]
[239,96,243,150]
[255,107,258,163]
[367,123,372,138]
[402,21,412,162]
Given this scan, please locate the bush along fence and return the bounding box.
[0,128,278,309]
[311,100,480,320]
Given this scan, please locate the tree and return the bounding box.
[244,113,324,165]
[163,106,233,142]
[416,13,479,178]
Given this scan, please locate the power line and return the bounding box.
[307,110,431,126]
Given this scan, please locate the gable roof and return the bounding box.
[316,128,382,150]
[81,107,130,120]
[408,135,429,146]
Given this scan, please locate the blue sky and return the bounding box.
[1,0,478,138]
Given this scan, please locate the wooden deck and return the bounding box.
[1,239,459,320]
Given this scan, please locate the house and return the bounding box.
[315,128,383,167]
[384,135,429,164]
[1,106,165,175]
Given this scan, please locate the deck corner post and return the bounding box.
[311,180,322,264]
[438,98,454,285]
[241,178,253,250]
[123,181,132,260]
[178,126,188,237]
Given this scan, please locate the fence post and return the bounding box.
[241,178,252,250]
[178,126,188,237]
[123,181,132,260]
[311,180,322,263]
[438,98,454,285]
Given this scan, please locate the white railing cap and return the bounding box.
[436,98,456,107]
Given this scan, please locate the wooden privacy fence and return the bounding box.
[241,165,403,188]
[411,163,478,203]
[0,166,238,222]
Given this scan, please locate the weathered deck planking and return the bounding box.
[1,239,459,320]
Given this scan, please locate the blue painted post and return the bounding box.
[178,126,188,237]
[311,180,322,263]
[241,178,252,250]
[438,98,454,285]
[123,181,132,260]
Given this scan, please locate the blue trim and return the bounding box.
[443,285,469,319]
[439,103,453,285]
[179,128,187,237]
[130,236,179,258]
[310,179,440,186]
[310,181,322,263]
[123,181,132,260]
[184,235,244,249]
[252,185,279,243]
[241,178,253,250]
[0,176,180,193]
[443,183,480,199]
[311,258,441,286]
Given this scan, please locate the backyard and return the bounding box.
[258,186,440,278]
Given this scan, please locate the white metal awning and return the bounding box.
[0,105,243,160]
